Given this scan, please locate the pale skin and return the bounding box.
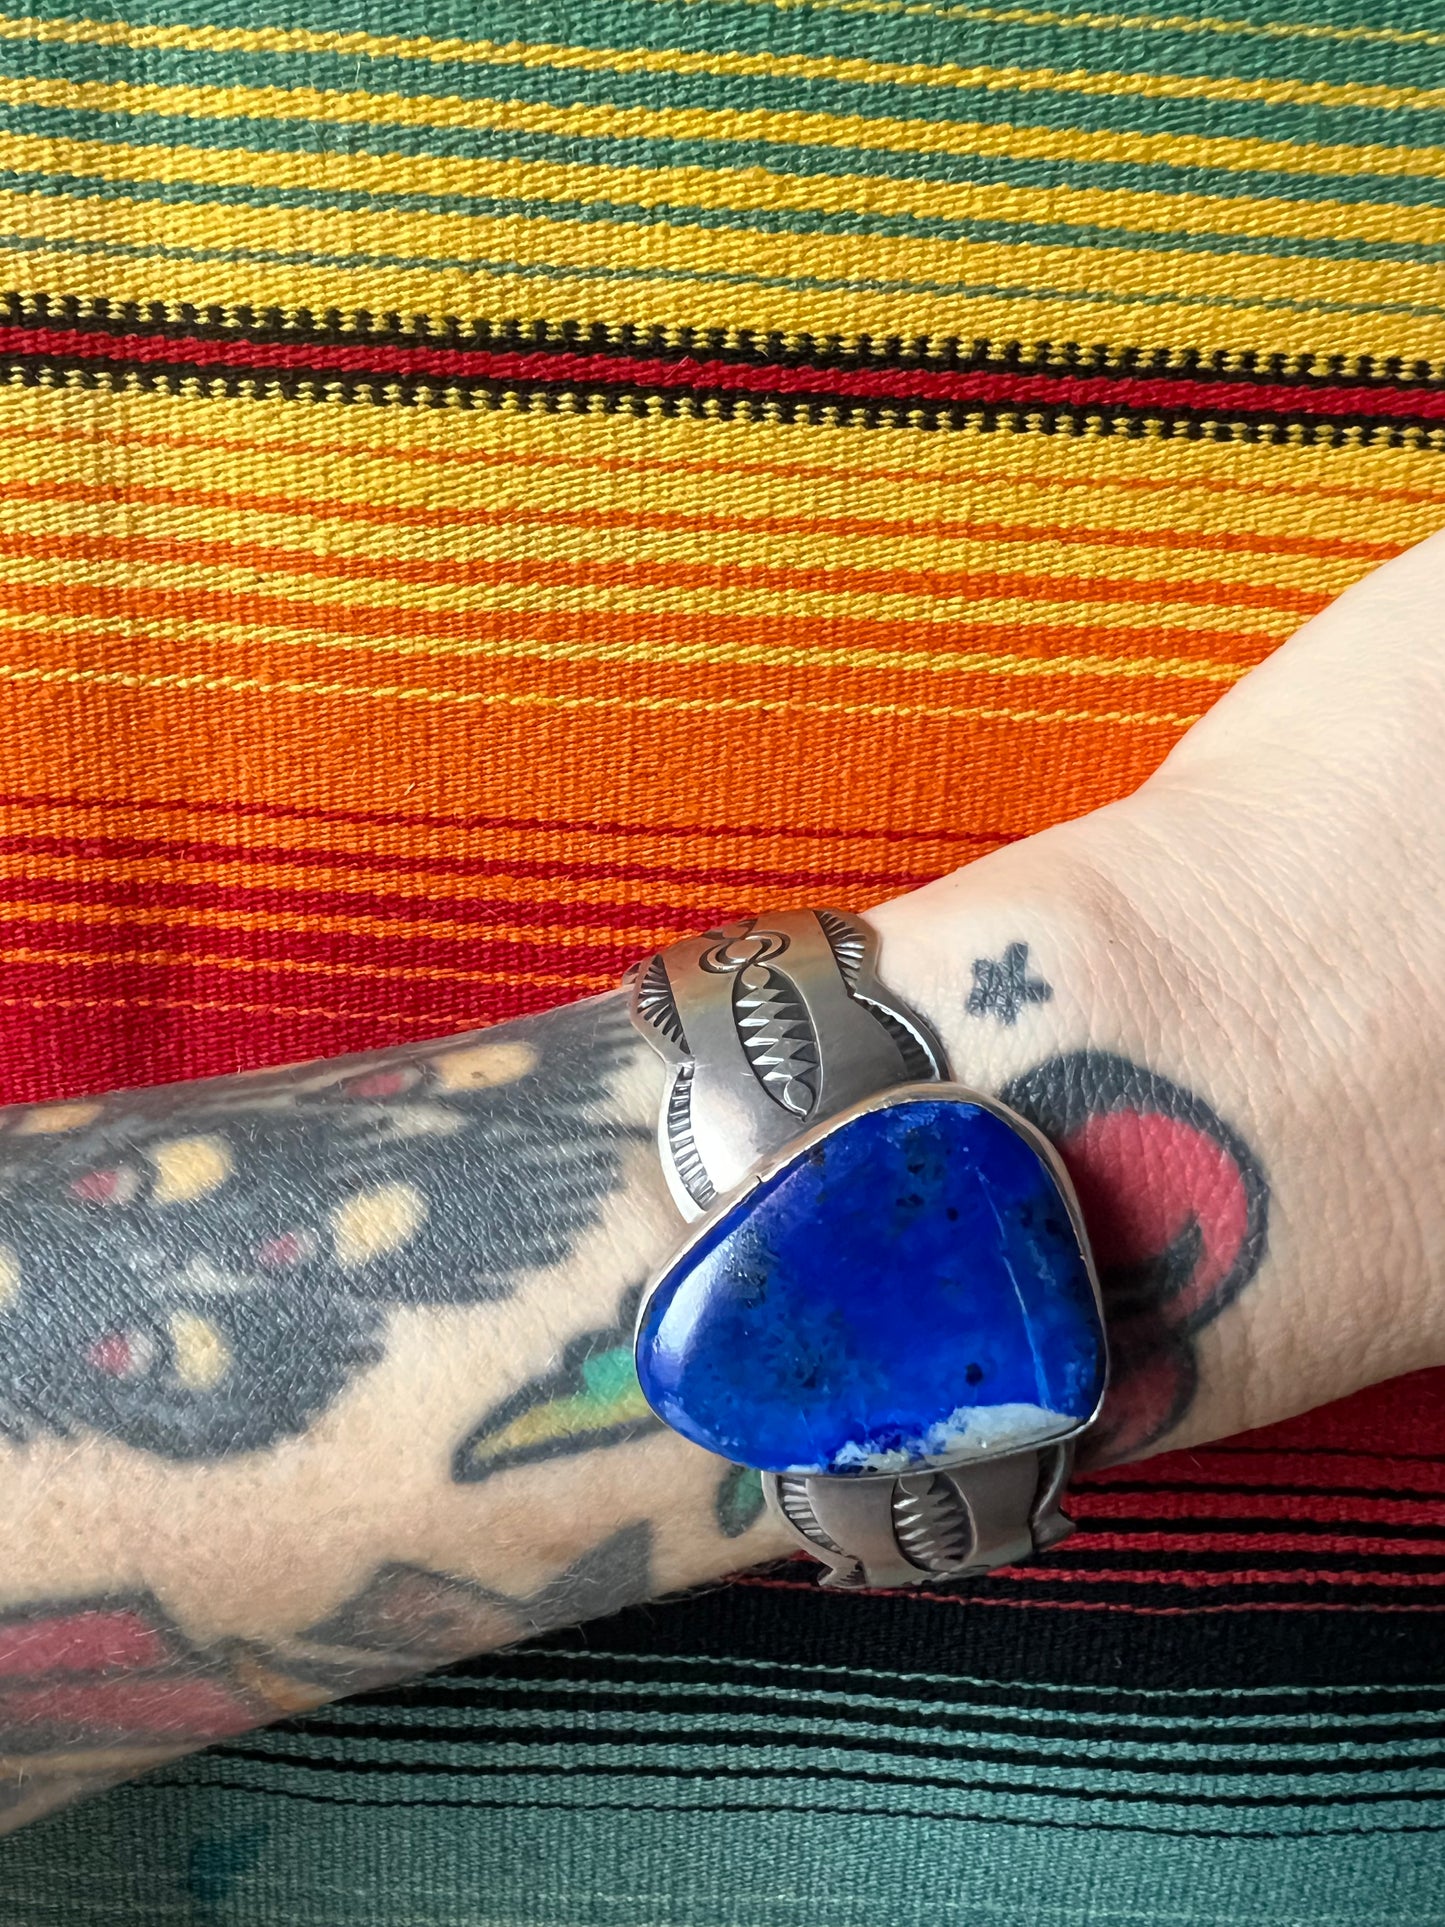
[0,530,1442,1831]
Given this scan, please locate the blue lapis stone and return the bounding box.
[636,1094,1104,1476]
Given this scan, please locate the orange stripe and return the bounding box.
[0,939,610,993]
[0,525,1325,623]
[5,415,1445,510]
[0,476,1401,567]
[0,641,1189,842]
[0,888,666,955]
[0,603,1259,726]
[0,990,466,1028]
[0,791,977,885]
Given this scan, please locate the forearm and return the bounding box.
[0,997,773,1829]
[2,534,1443,1829]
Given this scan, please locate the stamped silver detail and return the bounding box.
[624,907,1099,1592]
[891,1472,975,1575]
[663,1063,714,1213]
[763,1444,1076,1590]
[633,952,689,1051]
[626,910,945,1219]
[733,963,820,1117]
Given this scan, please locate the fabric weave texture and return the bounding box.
[0,0,1441,1920]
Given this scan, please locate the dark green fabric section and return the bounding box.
[16,0,1445,89]
[3,36,1444,152]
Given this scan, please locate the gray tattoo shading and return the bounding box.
[453,1284,660,1485]
[279,1524,656,1694]
[0,1528,655,1819]
[966,941,1053,1026]
[0,995,643,1460]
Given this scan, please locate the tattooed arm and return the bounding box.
[2,531,1444,1829]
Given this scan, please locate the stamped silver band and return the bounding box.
[626,909,1082,1591]
[626,909,944,1220]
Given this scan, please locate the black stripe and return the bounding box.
[316,1680,1445,1751]
[147,1772,1445,1841]
[202,1741,1445,1811]
[280,1709,1445,1777]
[510,1578,1445,1691]
[7,301,1441,395]
[2,351,1437,444]
[366,1654,1445,1723]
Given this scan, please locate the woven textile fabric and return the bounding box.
[0,0,1442,1921]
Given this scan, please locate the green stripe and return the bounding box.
[11,163,1442,268]
[174,1743,1445,1826]
[9,227,1445,326]
[3,37,1445,153]
[6,1792,1442,1927]
[332,1664,1445,1728]
[12,0,1445,90]
[8,99,1445,212]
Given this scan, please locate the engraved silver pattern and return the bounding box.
[625,910,944,1218]
[625,909,1100,1591]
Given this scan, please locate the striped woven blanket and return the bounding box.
[0,1,1441,1921]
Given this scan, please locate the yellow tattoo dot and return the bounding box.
[14,1101,103,1136]
[0,1244,20,1306]
[149,1135,234,1205]
[330,1181,427,1267]
[431,1040,539,1091]
[168,1311,230,1390]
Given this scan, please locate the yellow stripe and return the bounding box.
[669,0,1445,55]
[4,374,1440,521]
[10,561,1284,670]
[1,12,1441,117]
[8,186,1434,332]
[5,399,1441,553]
[0,484,1367,597]
[0,71,1441,189]
[0,648,1209,731]
[5,125,1440,252]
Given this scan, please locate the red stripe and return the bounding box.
[2,326,1441,420]
[0,826,946,899]
[1083,1454,1445,1495]
[0,788,1020,851]
[1065,1531,1445,1555]
[736,1572,1445,1614]
[1073,1491,1445,1525]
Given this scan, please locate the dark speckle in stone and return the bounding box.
[636,1095,1105,1475]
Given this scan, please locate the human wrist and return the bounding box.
[866,789,1438,1463]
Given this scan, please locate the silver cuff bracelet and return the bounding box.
[624,909,1106,1591]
